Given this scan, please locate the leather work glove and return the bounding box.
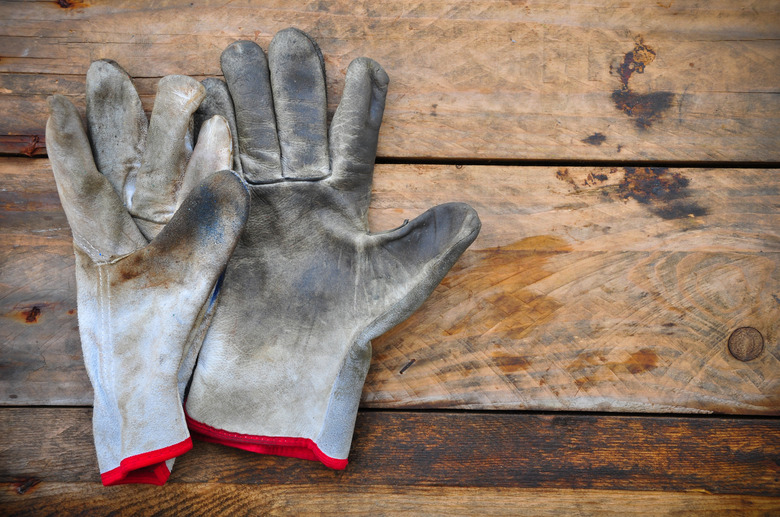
[185,28,481,469]
[46,60,249,485]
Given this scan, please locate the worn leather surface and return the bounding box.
[186,29,481,463]
[47,60,249,480]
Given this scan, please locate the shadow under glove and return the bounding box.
[47,60,249,485]
[185,28,481,468]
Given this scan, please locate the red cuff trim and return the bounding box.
[185,413,348,470]
[100,437,192,486]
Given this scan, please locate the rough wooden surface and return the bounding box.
[2,409,778,512]
[1,1,779,162]
[5,484,779,517]
[1,2,779,513]
[2,158,777,413]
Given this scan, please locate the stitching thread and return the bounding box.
[97,263,108,389]
[72,229,103,262]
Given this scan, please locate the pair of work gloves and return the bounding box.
[48,28,481,485]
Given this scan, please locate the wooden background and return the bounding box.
[1,1,778,514]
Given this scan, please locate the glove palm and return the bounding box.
[186,29,480,467]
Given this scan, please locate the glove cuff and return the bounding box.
[185,412,348,470]
[100,437,192,486]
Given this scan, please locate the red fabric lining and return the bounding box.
[100,437,192,486]
[185,412,348,470]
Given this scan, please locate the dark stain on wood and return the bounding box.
[612,90,675,129]
[6,305,44,324]
[490,352,532,374]
[612,40,674,129]
[616,167,708,220]
[568,351,608,372]
[23,306,42,323]
[625,348,659,374]
[568,348,660,390]
[20,135,42,157]
[615,40,656,90]
[617,167,687,203]
[13,477,41,495]
[555,168,579,191]
[582,133,607,146]
[582,171,610,187]
[0,135,47,157]
[650,198,708,220]
[56,0,88,8]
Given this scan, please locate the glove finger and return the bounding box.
[86,59,147,203]
[268,28,330,180]
[140,169,249,287]
[180,115,234,201]
[329,58,388,197]
[130,75,206,239]
[46,95,147,261]
[365,202,481,337]
[221,40,282,183]
[195,78,241,173]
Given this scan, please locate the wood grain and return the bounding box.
[3,484,779,516]
[367,164,780,414]
[2,409,778,494]
[0,1,778,161]
[2,159,777,413]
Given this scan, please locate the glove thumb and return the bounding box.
[364,202,481,337]
[127,170,249,288]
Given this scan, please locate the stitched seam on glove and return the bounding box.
[185,412,348,469]
[100,437,193,486]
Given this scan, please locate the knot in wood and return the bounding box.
[727,327,764,362]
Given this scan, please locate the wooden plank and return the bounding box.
[1,159,778,412]
[3,484,779,516]
[1,409,778,496]
[0,1,778,161]
[367,164,780,414]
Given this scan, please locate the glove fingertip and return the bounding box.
[348,57,389,90]
[449,202,482,241]
[87,59,131,84]
[272,27,326,76]
[47,94,79,128]
[221,39,266,74]
[434,202,482,258]
[157,75,207,111]
[375,202,481,267]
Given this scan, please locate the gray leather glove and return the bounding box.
[185,28,480,468]
[47,60,249,485]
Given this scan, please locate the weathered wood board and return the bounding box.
[2,159,777,413]
[2,409,778,512]
[1,0,778,161]
[5,486,780,517]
